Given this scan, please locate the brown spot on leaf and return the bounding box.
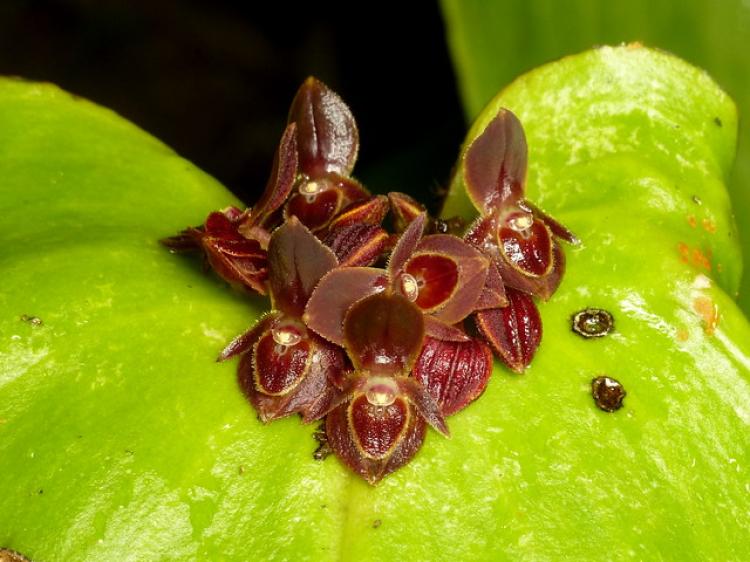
[714,116,723,127]
[0,549,32,562]
[692,195,702,205]
[687,215,697,228]
[372,519,382,529]
[571,308,614,338]
[591,376,626,412]
[676,329,689,342]
[692,296,719,336]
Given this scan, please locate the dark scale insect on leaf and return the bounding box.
[591,376,626,412]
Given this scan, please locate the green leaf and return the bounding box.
[441,0,750,313]
[2,45,749,561]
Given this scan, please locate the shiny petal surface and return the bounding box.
[267,217,338,317]
[304,267,388,345]
[349,394,410,459]
[284,181,343,233]
[474,287,542,373]
[413,337,493,416]
[253,325,311,395]
[343,292,425,376]
[524,200,580,245]
[498,218,554,277]
[404,253,459,312]
[387,212,427,279]
[397,377,449,436]
[328,195,389,230]
[463,109,527,214]
[288,77,359,177]
[326,400,426,485]
[414,234,489,322]
[243,122,298,229]
[495,240,565,300]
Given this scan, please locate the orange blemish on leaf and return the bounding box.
[691,248,711,271]
[701,218,717,233]
[676,329,689,342]
[687,215,697,228]
[677,242,690,263]
[692,296,719,336]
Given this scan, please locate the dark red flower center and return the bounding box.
[403,253,459,311]
[349,393,409,459]
[253,324,311,395]
[498,217,553,277]
[285,178,342,231]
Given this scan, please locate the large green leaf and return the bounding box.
[2,46,749,560]
[441,0,750,313]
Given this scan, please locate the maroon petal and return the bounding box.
[288,77,359,177]
[474,260,508,310]
[328,195,389,230]
[498,214,554,277]
[387,212,427,280]
[494,238,565,301]
[237,328,346,423]
[326,399,426,485]
[242,123,299,229]
[349,393,410,458]
[412,234,489,323]
[218,311,281,361]
[413,336,493,416]
[402,253,458,311]
[253,322,311,395]
[304,267,388,345]
[423,316,470,342]
[474,288,542,373]
[203,234,269,295]
[343,292,425,376]
[463,109,527,215]
[267,217,338,317]
[523,200,580,245]
[284,179,343,232]
[324,224,390,267]
[397,377,449,436]
[388,191,426,233]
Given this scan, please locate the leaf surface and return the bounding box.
[2,45,750,561]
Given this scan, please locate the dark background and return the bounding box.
[0,0,464,208]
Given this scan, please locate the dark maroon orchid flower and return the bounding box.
[218,217,347,423]
[284,77,370,232]
[162,123,299,295]
[459,109,578,372]
[462,109,578,300]
[305,212,489,344]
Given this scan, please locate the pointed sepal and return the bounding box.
[474,287,542,373]
[288,77,359,177]
[413,336,493,415]
[463,109,527,215]
[323,224,390,267]
[388,191,426,233]
[267,216,338,316]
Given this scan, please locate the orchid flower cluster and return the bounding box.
[163,78,577,484]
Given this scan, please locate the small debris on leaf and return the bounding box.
[571,308,614,338]
[19,314,43,327]
[591,376,626,412]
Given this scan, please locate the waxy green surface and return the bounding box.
[2,46,750,560]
